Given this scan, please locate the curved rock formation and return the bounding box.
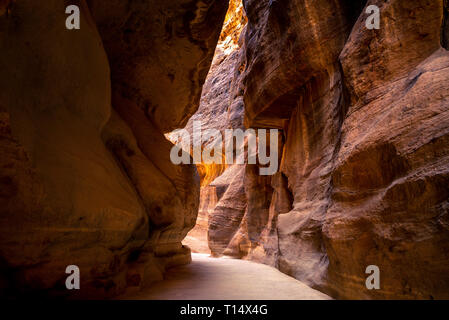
[1,0,448,300]
[0,0,227,297]
[168,0,248,255]
[328,0,449,299]
[233,0,449,299]
[194,0,449,300]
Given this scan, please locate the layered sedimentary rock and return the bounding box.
[87,0,228,133]
[231,0,449,299]
[204,0,364,262]
[168,0,247,254]
[2,0,448,301]
[328,0,449,299]
[208,165,248,256]
[0,0,227,297]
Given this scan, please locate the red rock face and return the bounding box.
[328,0,449,299]
[1,0,448,300]
[166,0,248,255]
[87,0,229,133]
[174,0,449,299]
[231,0,449,299]
[0,0,227,297]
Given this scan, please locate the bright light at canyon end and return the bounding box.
[0,0,448,313]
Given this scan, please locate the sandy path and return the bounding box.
[122,253,331,300]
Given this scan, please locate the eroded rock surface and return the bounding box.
[198,0,449,299]
[0,0,227,297]
[87,0,229,133]
[1,0,448,300]
[232,0,449,299]
[168,0,248,255]
[328,0,449,299]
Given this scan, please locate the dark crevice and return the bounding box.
[342,0,369,30]
[442,0,449,50]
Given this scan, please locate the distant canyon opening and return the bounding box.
[1,0,448,300]
[168,0,449,300]
[167,0,249,258]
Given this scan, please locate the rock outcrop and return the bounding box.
[231,0,449,299]
[328,0,449,299]
[195,0,449,299]
[0,0,227,297]
[1,0,448,300]
[168,0,247,254]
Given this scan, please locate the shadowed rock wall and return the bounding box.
[166,0,248,255]
[0,0,227,298]
[1,0,448,300]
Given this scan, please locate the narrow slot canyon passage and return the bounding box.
[121,254,330,300]
[146,0,332,300]
[1,0,448,301]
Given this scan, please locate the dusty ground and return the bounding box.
[121,254,331,300]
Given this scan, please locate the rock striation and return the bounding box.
[230,0,449,299]
[0,0,227,297]
[196,0,449,300]
[168,0,248,255]
[1,0,448,300]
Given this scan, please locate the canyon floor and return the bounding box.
[120,254,331,300]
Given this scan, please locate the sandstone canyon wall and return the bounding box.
[199,0,449,299]
[167,0,248,255]
[0,0,227,298]
[1,0,448,300]
[241,0,449,299]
